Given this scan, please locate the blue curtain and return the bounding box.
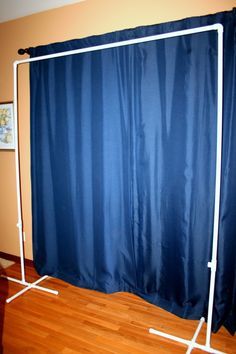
[29,9,236,334]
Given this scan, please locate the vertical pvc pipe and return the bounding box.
[186,317,205,354]
[13,61,26,283]
[205,24,224,348]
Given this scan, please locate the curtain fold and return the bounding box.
[30,9,236,334]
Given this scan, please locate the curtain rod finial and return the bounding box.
[18,48,30,55]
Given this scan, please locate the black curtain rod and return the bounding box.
[18,48,30,55]
[16,8,236,56]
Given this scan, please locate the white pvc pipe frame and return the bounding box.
[9,23,224,353]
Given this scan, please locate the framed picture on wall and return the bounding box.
[0,102,15,150]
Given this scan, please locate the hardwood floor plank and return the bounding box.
[0,263,235,353]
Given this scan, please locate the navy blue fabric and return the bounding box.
[30,9,236,334]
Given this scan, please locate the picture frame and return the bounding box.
[0,102,15,150]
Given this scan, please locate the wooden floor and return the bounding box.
[0,263,235,354]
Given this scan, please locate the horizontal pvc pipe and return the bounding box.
[6,284,32,303]
[1,275,28,285]
[149,328,225,354]
[149,328,190,346]
[30,275,59,295]
[15,24,223,66]
[5,275,58,303]
[31,284,59,295]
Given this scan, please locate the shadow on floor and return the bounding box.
[0,263,9,354]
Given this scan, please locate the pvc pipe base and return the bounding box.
[149,317,225,354]
[1,274,59,303]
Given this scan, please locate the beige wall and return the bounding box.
[0,0,234,260]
